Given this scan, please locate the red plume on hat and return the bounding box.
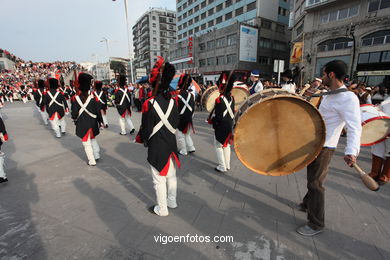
[149,56,164,85]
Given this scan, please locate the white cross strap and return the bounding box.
[48,91,64,108]
[75,95,97,119]
[38,89,43,104]
[119,88,130,106]
[222,96,234,119]
[95,91,105,105]
[178,94,193,115]
[149,99,176,140]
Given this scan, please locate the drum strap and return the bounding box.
[178,94,193,115]
[222,96,234,119]
[48,91,64,108]
[149,99,176,140]
[119,88,130,106]
[312,88,348,97]
[76,95,96,119]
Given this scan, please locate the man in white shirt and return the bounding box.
[249,70,263,95]
[280,69,296,93]
[296,60,362,236]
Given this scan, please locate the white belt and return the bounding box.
[178,94,193,115]
[222,96,234,119]
[48,91,64,108]
[76,95,96,119]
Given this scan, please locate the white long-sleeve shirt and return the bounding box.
[319,86,362,156]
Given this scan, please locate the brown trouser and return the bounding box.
[302,147,335,230]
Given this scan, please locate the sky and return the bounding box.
[0,0,176,63]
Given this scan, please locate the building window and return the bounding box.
[296,23,304,36]
[199,59,206,67]
[152,16,156,20]
[207,40,215,49]
[208,9,214,16]
[216,37,225,47]
[194,27,199,33]
[276,24,285,33]
[201,1,206,8]
[201,23,206,30]
[368,0,390,12]
[216,16,223,24]
[259,37,272,48]
[194,5,199,12]
[227,34,237,46]
[152,23,156,28]
[207,57,215,66]
[216,3,223,12]
[361,30,390,47]
[236,7,244,16]
[274,41,288,51]
[208,20,214,27]
[320,5,359,24]
[318,38,353,52]
[208,0,215,3]
[188,19,193,25]
[201,12,206,19]
[153,30,157,34]
[194,16,199,22]
[247,1,256,12]
[226,0,232,8]
[216,56,225,65]
[226,54,237,64]
[261,20,272,29]
[225,12,232,20]
[189,29,193,35]
[259,56,270,65]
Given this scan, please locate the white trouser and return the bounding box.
[22,97,27,103]
[151,158,177,216]
[0,152,6,179]
[37,106,48,125]
[119,113,134,134]
[50,113,62,138]
[101,110,108,126]
[176,130,195,155]
[82,135,100,165]
[60,117,66,133]
[214,137,231,172]
[9,97,13,103]
[372,139,390,159]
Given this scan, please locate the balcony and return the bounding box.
[305,0,336,11]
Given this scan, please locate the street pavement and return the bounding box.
[0,101,389,260]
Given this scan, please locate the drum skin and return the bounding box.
[202,86,219,112]
[234,90,325,176]
[202,85,250,112]
[360,104,390,146]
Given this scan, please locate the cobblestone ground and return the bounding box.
[0,102,389,260]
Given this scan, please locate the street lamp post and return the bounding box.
[112,0,134,83]
[100,38,111,82]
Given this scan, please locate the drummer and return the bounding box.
[296,60,362,236]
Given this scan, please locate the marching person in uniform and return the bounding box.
[249,70,263,95]
[20,85,28,103]
[32,79,48,125]
[93,81,109,128]
[296,60,361,236]
[136,57,180,217]
[208,72,235,173]
[71,73,103,166]
[368,96,390,185]
[0,116,8,183]
[114,75,135,135]
[43,78,68,138]
[176,73,196,155]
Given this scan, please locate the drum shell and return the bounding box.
[360,104,390,146]
[234,89,325,176]
[202,85,250,112]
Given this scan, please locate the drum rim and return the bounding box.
[201,86,218,112]
[234,94,326,176]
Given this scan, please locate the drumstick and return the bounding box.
[352,163,380,191]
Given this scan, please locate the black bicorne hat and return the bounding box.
[78,73,94,92]
[178,73,192,91]
[49,78,59,90]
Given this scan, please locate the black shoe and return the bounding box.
[130,129,135,135]
[188,150,195,154]
[119,133,126,136]
[104,124,108,128]
[295,203,307,212]
[0,177,8,183]
[214,167,224,173]
[61,132,66,136]
[148,206,157,215]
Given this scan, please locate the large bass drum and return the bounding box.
[360,104,390,146]
[202,84,250,112]
[234,88,325,176]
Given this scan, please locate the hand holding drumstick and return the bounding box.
[345,155,380,191]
